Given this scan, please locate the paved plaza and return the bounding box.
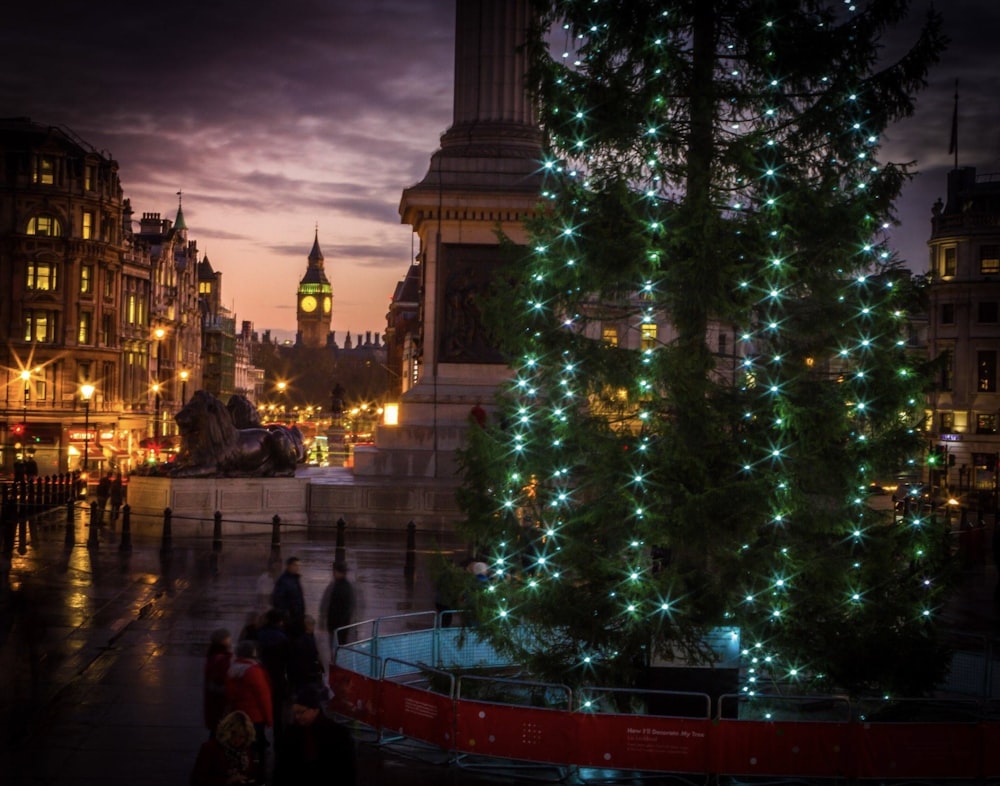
[1,500,1000,785]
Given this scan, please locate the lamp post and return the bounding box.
[20,369,30,428]
[80,383,95,472]
[179,369,189,406]
[277,381,287,424]
[152,383,161,448]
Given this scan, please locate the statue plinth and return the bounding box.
[127,475,309,534]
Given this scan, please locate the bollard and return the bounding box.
[161,507,173,554]
[213,511,223,553]
[87,501,99,548]
[336,517,346,550]
[64,498,75,547]
[404,520,416,578]
[271,514,281,551]
[119,504,132,553]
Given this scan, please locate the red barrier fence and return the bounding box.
[329,662,998,779]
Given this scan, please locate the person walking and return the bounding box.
[255,609,291,738]
[288,614,324,694]
[95,472,112,524]
[319,560,356,653]
[271,556,306,637]
[109,472,124,525]
[203,628,233,737]
[225,640,273,781]
[272,685,356,785]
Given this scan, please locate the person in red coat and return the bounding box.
[225,640,273,779]
[203,628,233,736]
[189,710,257,785]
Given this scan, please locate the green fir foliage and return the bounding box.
[457,0,950,698]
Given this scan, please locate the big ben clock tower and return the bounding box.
[296,229,333,348]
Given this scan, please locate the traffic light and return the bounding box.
[927,445,945,467]
[10,423,24,437]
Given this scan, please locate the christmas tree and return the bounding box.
[457,0,951,698]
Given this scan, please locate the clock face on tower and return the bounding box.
[300,295,317,313]
[323,296,332,314]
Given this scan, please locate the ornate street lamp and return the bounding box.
[179,369,190,406]
[80,383,95,472]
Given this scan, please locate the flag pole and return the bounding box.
[948,80,959,169]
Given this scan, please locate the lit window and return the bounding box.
[24,310,54,342]
[82,211,94,239]
[84,164,95,191]
[939,411,954,433]
[81,265,93,294]
[981,245,1000,275]
[199,281,212,294]
[33,156,54,185]
[943,247,956,277]
[977,414,997,435]
[78,312,92,344]
[978,350,997,393]
[602,327,619,347]
[27,215,62,236]
[27,261,57,291]
[640,323,657,350]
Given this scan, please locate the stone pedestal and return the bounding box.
[127,475,309,535]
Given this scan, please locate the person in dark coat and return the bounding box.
[203,628,233,736]
[255,609,291,737]
[109,472,124,524]
[189,709,257,785]
[320,560,357,653]
[272,685,356,785]
[271,556,306,637]
[287,614,324,693]
[95,472,112,523]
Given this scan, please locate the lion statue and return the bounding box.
[170,390,305,478]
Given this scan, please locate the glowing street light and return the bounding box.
[179,369,190,406]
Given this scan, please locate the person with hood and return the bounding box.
[225,640,273,779]
[271,556,306,637]
[189,710,257,785]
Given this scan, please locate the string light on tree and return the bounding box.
[456,0,951,700]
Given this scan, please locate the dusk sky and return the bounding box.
[2,0,996,341]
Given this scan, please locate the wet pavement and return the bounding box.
[2,501,1000,785]
[0,504,546,785]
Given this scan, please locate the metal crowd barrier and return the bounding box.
[328,611,1000,781]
